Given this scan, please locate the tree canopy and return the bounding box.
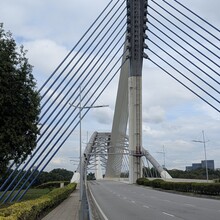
[168,168,220,180]
[0,168,73,190]
[0,24,41,176]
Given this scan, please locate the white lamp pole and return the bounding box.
[202,130,209,182]
[156,146,166,169]
[156,146,166,179]
[79,86,83,201]
[70,87,108,200]
[192,130,209,182]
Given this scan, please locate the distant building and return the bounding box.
[192,163,202,170]
[201,160,215,170]
[186,160,215,171]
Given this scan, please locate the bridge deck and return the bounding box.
[88,180,220,220]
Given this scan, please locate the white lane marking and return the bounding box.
[184,203,195,207]
[131,200,136,203]
[162,212,175,218]
[143,205,150,208]
[162,199,171,202]
[123,196,127,200]
[89,186,109,220]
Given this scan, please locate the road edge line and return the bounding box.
[88,184,108,220]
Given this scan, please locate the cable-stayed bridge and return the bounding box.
[0,0,219,211]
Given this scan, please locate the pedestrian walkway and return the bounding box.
[42,189,80,220]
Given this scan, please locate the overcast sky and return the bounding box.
[1,0,220,172]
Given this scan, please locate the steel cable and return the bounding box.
[39,0,122,98]
[147,49,220,113]
[148,39,220,104]
[38,26,126,141]
[148,20,220,79]
[12,49,128,202]
[151,0,220,52]
[148,30,220,92]
[147,10,220,69]
[40,1,125,109]
[174,0,220,36]
[0,1,127,202]
[2,39,126,203]
[39,7,126,121]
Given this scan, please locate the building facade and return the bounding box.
[186,160,215,171]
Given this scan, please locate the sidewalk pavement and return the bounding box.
[42,189,80,220]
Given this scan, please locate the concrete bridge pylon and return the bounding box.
[127,0,148,183]
[72,0,172,185]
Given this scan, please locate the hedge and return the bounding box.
[0,183,77,220]
[136,178,220,196]
[214,179,220,183]
[136,178,165,188]
[35,181,70,189]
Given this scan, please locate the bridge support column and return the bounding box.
[129,76,142,183]
[127,0,147,183]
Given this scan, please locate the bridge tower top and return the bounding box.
[127,0,148,76]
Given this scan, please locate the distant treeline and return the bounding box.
[0,168,73,191]
[121,167,220,180]
[168,168,220,180]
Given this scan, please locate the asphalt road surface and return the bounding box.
[88,180,220,220]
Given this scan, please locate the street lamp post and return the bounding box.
[192,130,209,182]
[157,145,166,179]
[156,145,166,169]
[70,88,108,201]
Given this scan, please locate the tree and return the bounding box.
[0,24,41,176]
[0,168,74,189]
[168,168,220,180]
[87,172,96,180]
[49,168,73,181]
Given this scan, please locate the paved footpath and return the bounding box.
[42,189,80,220]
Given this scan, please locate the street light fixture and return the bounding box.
[192,130,209,182]
[69,87,108,200]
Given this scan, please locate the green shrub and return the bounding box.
[137,178,220,196]
[191,183,220,195]
[213,179,220,183]
[0,183,77,220]
[136,178,151,186]
[143,179,151,186]
[136,178,146,185]
[160,181,174,190]
[174,182,192,192]
[151,179,165,188]
[136,178,148,185]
